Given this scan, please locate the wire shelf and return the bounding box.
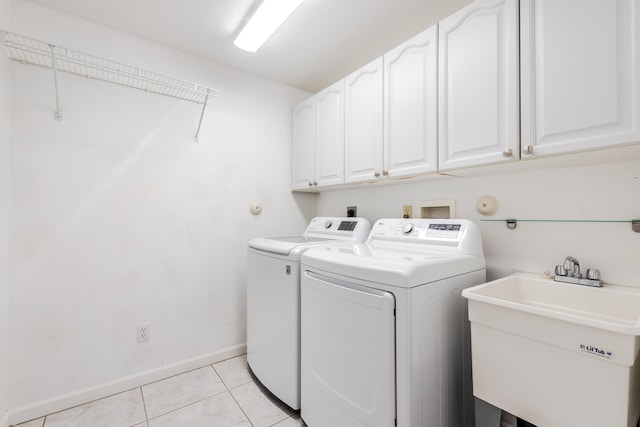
[2,31,219,105]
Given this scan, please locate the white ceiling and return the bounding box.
[23,0,474,93]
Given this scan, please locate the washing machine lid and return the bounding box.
[248,236,335,256]
[301,242,486,288]
[248,217,372,257]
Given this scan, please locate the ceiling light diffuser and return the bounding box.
[234,0,305,53]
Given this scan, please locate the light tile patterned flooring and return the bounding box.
[14,354,304,427]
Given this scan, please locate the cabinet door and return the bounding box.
[291,98,316,190]
[384,25,438,178]
[520,0,640,158]
[345,58,384,183]
[438,0,519,171]
[315,80,345,187]
[291,99,315,190]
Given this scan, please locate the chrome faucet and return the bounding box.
[563,256,581,277]
[554,256,602,287]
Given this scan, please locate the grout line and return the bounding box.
[211,356,278,426]
[231,369,297,427]
[211,356,254,391]
[227,386,255,427]
[144,390,230,423]
[208,364,225,389]
[139,386,150,424]
[140,365,228,420]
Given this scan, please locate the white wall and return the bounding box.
[1,0,11,424]
[7,0,315,421]
[318,155,640,286]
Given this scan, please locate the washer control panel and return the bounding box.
[304,217,371,241]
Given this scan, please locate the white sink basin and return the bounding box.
[463,274,640,336]
[463,274,640,427]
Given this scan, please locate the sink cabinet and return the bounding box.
[520,0,640,158]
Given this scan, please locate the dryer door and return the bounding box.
[301,270,396,427]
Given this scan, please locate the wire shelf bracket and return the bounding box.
[2,30,220,140]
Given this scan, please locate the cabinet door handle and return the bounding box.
[522,145,534,155]
[502,148,513,157]
[374,171,381,178]
[382,170,389,176]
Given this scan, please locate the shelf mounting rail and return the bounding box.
[481,219,640,233]
[2,30,220,140]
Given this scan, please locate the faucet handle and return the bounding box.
[555,265,567,276]
[586,269,601,281]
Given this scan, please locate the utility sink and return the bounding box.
[463,274,640,427]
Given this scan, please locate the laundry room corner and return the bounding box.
[0,0,11,424]
[5,0,314,422]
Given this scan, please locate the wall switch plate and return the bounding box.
[137,324,150,343]
[403,205,413,218]
[347,206,357,217]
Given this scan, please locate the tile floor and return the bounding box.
[14,354,305,427]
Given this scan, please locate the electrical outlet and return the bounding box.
[403,205,413,218]
[137,324,150,343]
[347,206,357,217]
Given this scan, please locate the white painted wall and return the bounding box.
[7,0,314,421]
[318,156,640,286]
[1,0,11,424]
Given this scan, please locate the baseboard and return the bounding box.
[7,344,246,426]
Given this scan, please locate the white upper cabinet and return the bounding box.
[344,58,384,183]
[438,0,520,171]
[292,0,640,191]
[520,0,640,158]
[291,80,345,190]
[384,25,438,178]
[314,80,345,187]
[291,98,315,190]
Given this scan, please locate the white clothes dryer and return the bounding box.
[247,217,370,410]
[300,218,486,427]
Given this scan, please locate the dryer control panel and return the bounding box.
[426,223,462,238]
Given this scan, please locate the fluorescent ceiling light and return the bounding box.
[234,0,305,52]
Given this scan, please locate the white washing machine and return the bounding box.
[247,217,371,410]
[300,218,486,427]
